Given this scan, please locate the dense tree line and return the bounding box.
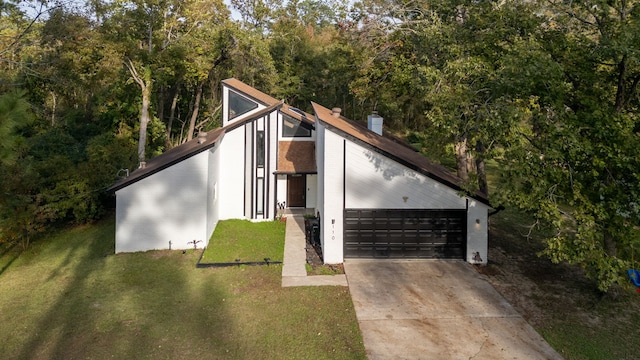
[1,0,639,291]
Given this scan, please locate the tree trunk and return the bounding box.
[125,60,153,165]
[157,85,165,130]
[614,55,627,113]
[138,84,151,164]
[187,81,204,141]
[166,87,179,148]
[604,233,617,257]
[475,140,488,196]
[466,151,475,177]
[50,91,56,126]
[178,119,187,145]
[454,135,468,181]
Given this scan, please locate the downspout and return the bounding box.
[488,205,505,217]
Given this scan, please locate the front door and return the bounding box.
[287,175,306,207]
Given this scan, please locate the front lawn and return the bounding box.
[200,219,286,263]
[0,215,365,359]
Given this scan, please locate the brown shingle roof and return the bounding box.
[222,78,281,107]
[277,141,316,173]
[281,103,315,126]
[311,102,490,205]
[107,103,283,192]
[107,127,226,192]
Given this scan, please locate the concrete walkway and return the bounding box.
[281,211,347,287]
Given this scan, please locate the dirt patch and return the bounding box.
[475,238,604,329]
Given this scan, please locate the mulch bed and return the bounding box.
[305,218,344,275]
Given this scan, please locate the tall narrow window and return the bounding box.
[256,178,264,215]
[229,91,258,119]
[256,131,265,167]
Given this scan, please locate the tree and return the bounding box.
[0,91,41,249]
[0,1,47,91]
[488,0,640,291]
[0,91,30,164]
[266,0,354,113]
[230,0,278,33]
[349,0,543,195]
[347,0,640,291]
[96,0,232,162]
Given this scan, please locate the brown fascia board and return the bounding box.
[222,78,315,127]
[280,103,315,127]
[311,102,490,206]
[273,171,318,175]
[224,102,284,132]
[107,103,283,193]
[222,78,281,107]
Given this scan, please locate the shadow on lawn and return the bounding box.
[0,242,18,277]
[11,217,237,360]
[196,248,282,268]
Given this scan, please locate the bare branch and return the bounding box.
[0,3,61,58]
[524,219,540,242]
[125,59,146,89]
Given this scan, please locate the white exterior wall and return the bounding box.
[218,127,246,219]
[115,151,209,253]
[466,200,489,264]
[319,130,490,265]
[205,143,222,247]
[267,112,279,218]
[306,174,317,209]
[319,130,345,264]
[315,122,325,233]
[276,174,287,209]
[345,143,466,209]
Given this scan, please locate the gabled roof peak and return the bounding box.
[223,78,314,125]
[222,78,281,107]
[311,102,490,205]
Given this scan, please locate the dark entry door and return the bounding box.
[287,175,306,207]
[344,209,466,259]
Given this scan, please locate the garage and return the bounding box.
[343,209,467,259]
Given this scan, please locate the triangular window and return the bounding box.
[228,91,258,120]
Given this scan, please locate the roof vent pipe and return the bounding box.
[367,111,383,135]
[197,131,208,144]
[331,107,342,118]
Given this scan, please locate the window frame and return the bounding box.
[228,90,258,120]
[281,115,312,138]
[256,130,265,168]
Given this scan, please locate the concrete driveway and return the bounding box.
[344,260,563,360]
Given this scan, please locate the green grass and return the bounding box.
[200,219,286,263]
[0,215,365,359]
[306,263,345,276]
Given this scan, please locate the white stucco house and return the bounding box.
[108,78,492,264]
